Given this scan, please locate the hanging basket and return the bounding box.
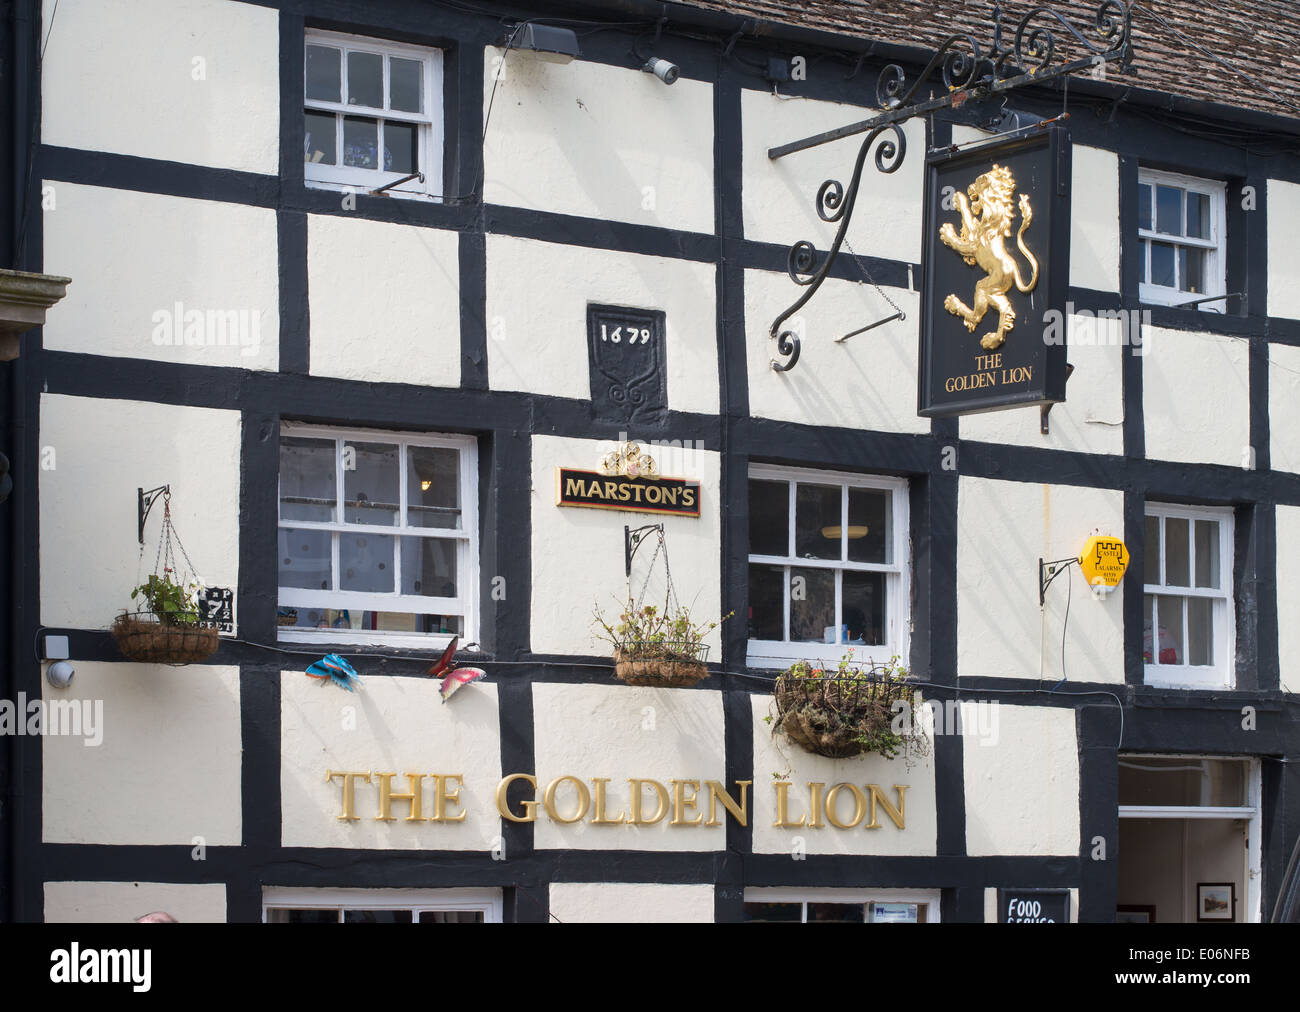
[614,642,710,688]
[112,612,220,665]
[772,667,915,760]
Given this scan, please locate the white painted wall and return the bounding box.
[1142,326,1249,468]
[529,434,722,656]
[1070,146,1120,293]
[41,0,279,174]
[44,881,228,923]
[482,48,714,233]
[548,882,714,923]
[745,270,926,433]
[749,697,937,856]
[742,91,925,265]
[39,394,242,630]
[1276,504,1300,694]
[485,235,718,413]
[42,182,279,370]
[531,683,726,851]
[960,314,1125,454]
[964,704,1079,856]
[1268,179,1300,320]
[1269,343,1300,475]
[280,674,501,850]
[957,476,1125,682]
[307,215,461,387]
[41,662,242,845]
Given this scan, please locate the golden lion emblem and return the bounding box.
[939,163,1039,350]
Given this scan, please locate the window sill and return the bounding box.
[279,628,460,652]
[746,641,903,672]
[304,176,441,203]
[1143,666,1234,690]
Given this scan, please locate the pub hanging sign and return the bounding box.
[919,126,1071,417]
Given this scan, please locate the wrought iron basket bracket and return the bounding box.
[138,484,170,545]
[764,1,1134,373]
[625,523,665,578]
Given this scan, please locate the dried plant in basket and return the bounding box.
[593,599,730,688]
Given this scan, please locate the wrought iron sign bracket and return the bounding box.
[1039,555,1079,607]
[766,1,1134,372]
[138,484,170,545]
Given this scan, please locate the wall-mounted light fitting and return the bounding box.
[643,57,679,85]
[508,24,581,64]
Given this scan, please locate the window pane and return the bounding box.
[1150,242,1176,288]
[390,57,423,113]
[347,50,384,107]
[1155,184,1182,235]
[384,120,418,175]
[1187,596,1213,665]
[340,531,394,593]
[1156,595,1184,665]
[748,480,789,556]
[789,567,835,643]
[343,442,400,525]
[1143,514,1161,584]
[807,902,864,922]
[280,528,332,591]
[1194,519,1220,588]
[418,910,484,923]
[407,447,460,529]
[1138,183,1152,230]
[846,487,890,564]
[795,483,841,560]
[343,909,413,923]
[267,908,338,923]
[842,570,886,646]
[1187,191,1211,239]
[1179,246,1205,294]
[306,45,341,102]
[747,564,785,640]
[304,111,337,165]
[1164,517,1189,586]
[343,116,380,168]
[400,536,457,598]
[743,902,802,922]
[1118,757,1247,806]
[281,437,337,522]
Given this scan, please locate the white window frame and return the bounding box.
[1117,755,1261,923]
[746,464,910,670]
[262,887,502,923]
[743,887,940,923]
[304,29,443,200]
[1142,502,1234,689]
[1137,168,1227,311]
[278,423,478,649]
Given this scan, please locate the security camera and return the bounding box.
[643,58,679,85]
[47,661,75,689]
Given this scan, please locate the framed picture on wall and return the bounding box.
[1116,905,1156,924]
[1196,883,1236,922]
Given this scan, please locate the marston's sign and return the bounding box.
[556,441,700,518]
[919,126,1071,417]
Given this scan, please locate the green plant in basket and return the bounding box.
[130,571,203,626]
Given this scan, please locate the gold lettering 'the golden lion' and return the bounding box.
[939,164,1039,350]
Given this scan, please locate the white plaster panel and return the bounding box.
[1269,343,1300,475]
[42,182,279,369]
[482,48,713,233]
[41,662,242,845]
[960,314,1125,454]
[39,395,241,630]
[964,704,1079,856]
[742,91,925,264]
[957,477,1125,682]
[531,682,726,851]
[750,696,937,856]
[1268,179,1300,320]
[744,269,926,433]
[44,881,228,923]
[281,674,501,850]
[1276,505,1300,694]
[529,434,722,656]
[42,0,279,173]
[1070,146,1120,293]
[486,235,718,413]
[1142,326,1249,468]
[548,882,714,923]
[307,215,461,387]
